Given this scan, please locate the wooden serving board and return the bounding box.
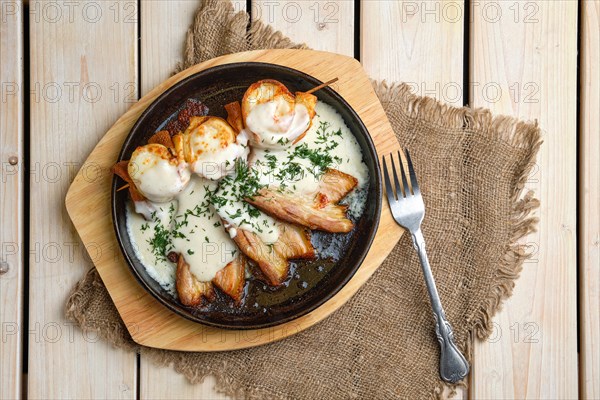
[66,49,403,351]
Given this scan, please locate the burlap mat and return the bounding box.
[66,1,542,398]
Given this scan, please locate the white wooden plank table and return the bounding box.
[1,1,24,398]
[0,0,597,398]
[26,1,138,398]
[469,1,579,397]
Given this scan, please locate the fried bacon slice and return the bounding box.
[274,222,316,260]
[212,255,246,303]
[248,192,352,233]
[292,91,318,144]
[313,168,358,206]
[176,254,215,306]
[111,160,145,202]
[233,223,314,286]
[294,92,318,120]
[224,101,244,134]
[233,230,286,286]
[247,169,358,233]
[147,130,175,149]
[176,254,248,306]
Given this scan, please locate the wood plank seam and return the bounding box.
[469,1,578,398]
[27,1,139,397]
[361,2,466,398]
[579,0,600,398]
[137,1,352,396]
[65,49,402,352]
[1,1,24,398]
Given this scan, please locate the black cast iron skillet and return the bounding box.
[112,62,382,329]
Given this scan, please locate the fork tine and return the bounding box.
[405,149,420,194]
[382,155,396,202]
[398,150,412,196]
[390,154,404,198]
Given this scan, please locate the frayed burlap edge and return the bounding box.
[65,268,135,351]
[66,2,542,399]
[65,85,541,400]
[175,0,307,74]
[372,81,542,399]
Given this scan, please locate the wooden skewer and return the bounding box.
[116,80,338,194]
[306,77,339,94]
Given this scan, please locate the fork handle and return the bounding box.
[411,229,470,383]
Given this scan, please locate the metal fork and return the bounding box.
[382,149,469,383]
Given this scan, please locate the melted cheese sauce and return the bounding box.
[188,127,249,180]
[171,177,237,281]
[251,101,369,214]
[212,186,281,244]
[127,202,177,293]
[126,100,369,291]
[133,200,172,223]
[246,100,311,149]
[129,144,190,203]
[126,176,238,289]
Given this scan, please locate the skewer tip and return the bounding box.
[306,77,339,94]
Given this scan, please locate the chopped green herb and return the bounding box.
[147,220,173,263]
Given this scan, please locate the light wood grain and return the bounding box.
[140,0,197,95]
[140,1,353,395]
[17,0,592,397]
[140,0,246,95]
[581,1,600,398]
[361,0,464,106]
[28,1,138,398]
[0,1,23,398]
[65,49,402,352]
[360,2,468,398]
[141,365,231,400]
[252,0,354,56]
[469,1,578,398]
[138,1,246,397]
